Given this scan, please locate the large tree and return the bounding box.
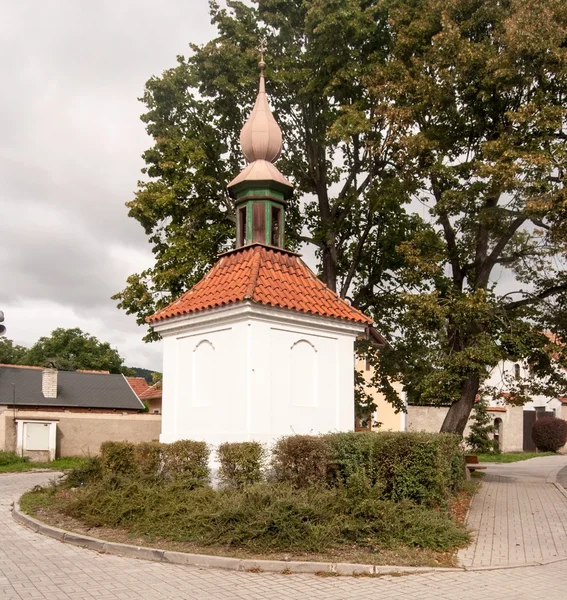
[368,0,567,434]
[24,328,130,374]
[112,0,423,346]
[115,0,567,433]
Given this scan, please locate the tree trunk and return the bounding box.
[440,373,480,436]
[321,231,338,293]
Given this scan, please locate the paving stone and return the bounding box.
[2,468,567,599]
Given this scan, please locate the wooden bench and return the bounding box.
[466,455,487,473]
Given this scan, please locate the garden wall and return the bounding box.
[0,407,161,459]
[407,405,524,452]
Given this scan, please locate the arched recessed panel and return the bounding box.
[192,340,216,407]
[290,339,318,407]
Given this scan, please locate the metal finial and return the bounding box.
[258,35,267,70]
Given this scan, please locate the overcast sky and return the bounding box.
[0,0,219,370]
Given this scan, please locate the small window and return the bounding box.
[238,206,247,246]
[271,206,281,246]
[514,363,521,379]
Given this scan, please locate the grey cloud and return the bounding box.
[0,0,217,369]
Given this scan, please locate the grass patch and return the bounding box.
[0,455,88,474]
[477,452,556,463]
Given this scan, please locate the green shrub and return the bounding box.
[532,417,567,452]
[371,432,464,506]
[466,398,498,453]
[162,440,210,487]
[0,451,29,466]
[217,442,265,488]
[59,478,468,553]
[100,442,137,476]
[271,435,329,487]
[63,457,102,488]
[324,431,464,506]
[270,432,464,506]
[326,431,379,485]
[135,442,164,479]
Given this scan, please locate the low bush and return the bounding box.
[0,451,28,466]
[272,431,465,506]
[217,442,265,488]
[58,477,469,553]
[162,440,210,487]
[271,435,329,487]
[63,456,102,488]
[532,417,567,453]
[135,442,164,479]
[100,442,138,476]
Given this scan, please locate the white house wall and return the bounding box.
[155,303,363,449]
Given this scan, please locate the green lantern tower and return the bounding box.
[227,52,293,248]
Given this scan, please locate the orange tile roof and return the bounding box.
[148,244,373,326]
[140,380,162,400]
[126,376,150,398]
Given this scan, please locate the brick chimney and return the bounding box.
[42,366,58,399]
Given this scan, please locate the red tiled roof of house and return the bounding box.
[487,406,507,412]
[559,397,567,404]
[126,376,150,398]
[140,380,162,400]
[148,244,373,325]
[0,363,43,370]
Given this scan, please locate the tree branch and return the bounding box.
[504,284,567,312]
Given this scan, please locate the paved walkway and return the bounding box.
[458,455,567,568]
[2,469,567,599]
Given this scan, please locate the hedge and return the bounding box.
[271,431,465,506]
[96,432,464,506]
[99,440,210,487]
[217,441,265,488]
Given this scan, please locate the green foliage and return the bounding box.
[477,451,555,463]
[100,442,138,476]
[466,399,498,454]
[0,451,28,466]
[113,0,424,344]
[53,479,468,553]
[0,455,88,474]
[112,0,567,435]
[23,328,128,374]
[369,0,567,434]
[532,418,567,453]
[128,366,157,384]
[271,435,330,488]
[0,338,28,365]
[272,432,465,507]
[216,442,265,489]
[63,457,102,488]
[96,440,211,487]
[135,442,164,479]
[161,440,210,487]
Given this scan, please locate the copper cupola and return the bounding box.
[227,48,293,249]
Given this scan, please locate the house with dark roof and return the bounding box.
[0,365,160,461]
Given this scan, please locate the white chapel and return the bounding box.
[148,58,373,448]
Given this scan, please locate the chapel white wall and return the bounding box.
[157,306,362,449]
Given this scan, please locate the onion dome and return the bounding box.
[239,60,283,163]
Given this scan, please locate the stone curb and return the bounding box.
[11,501,458,576]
